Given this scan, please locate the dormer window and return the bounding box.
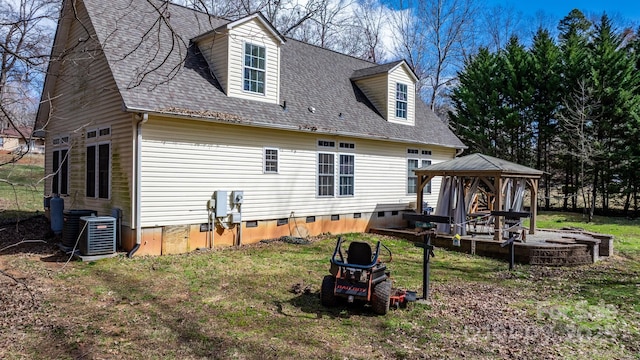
[396,83,408,119]
[244,43,266,94]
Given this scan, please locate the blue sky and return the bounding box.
[485,0,640,23]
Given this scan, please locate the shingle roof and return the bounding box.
[350,60,404,80]
[82,0,465,149]
[0,126,33,138]
[416,153,543,177]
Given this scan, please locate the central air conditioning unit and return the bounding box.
[79,216,116,256]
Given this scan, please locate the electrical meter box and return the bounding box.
[232,190,244,204]
[214,190,228,217]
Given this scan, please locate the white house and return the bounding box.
[36,0,466,256]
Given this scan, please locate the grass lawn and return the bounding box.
[0,156,44,219]
[1,212,639,359]
[533,211,640,253]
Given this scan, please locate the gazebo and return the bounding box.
[414,153,543,240]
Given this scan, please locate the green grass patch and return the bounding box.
[3,215,640,359]
[533,211,640,253]
[0,161,44,216]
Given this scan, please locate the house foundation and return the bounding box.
[121,210,408,256]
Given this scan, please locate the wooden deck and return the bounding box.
[370,227,614,266]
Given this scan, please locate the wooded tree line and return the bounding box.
[450,10,640,218]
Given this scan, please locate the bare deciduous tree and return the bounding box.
[1,0,58,165]
[481,3,525,53]
[352,0,388,62]
[558,79,601,222]
[392,0,478,113]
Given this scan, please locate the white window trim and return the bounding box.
[52,146,70,196]
[407,157,419,195]
[242,41,267,96]
[407,148,432,195]
[85,127,112,200]
[52,134,70,147]
[316,139,357,198]
[87,126,111,141]
[421,159,432,194]
[395,82,408,119]
[338,152,355,197]
[317,151,335,198]
[263,147,279,174]
[51,134,70,196]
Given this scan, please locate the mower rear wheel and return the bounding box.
[372,278,392,315]
[320,275,337,307]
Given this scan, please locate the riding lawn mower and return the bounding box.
[320,237,394,314]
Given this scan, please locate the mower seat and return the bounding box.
[347,241,372,266]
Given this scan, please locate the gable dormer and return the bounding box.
[351,60,418,125]
[194,13,285,104]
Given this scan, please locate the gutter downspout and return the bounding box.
[455,148,465,157]
[128,113,148,258]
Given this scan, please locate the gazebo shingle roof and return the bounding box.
[416,153,543,177]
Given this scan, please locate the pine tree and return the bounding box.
[498,36,534,165]
[449,48,502,156]
[557,9,592,212]
[530,28,562,209]
[589,14,639,213]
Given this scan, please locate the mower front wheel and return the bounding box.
[372,278,392,315]
[320,275,337,307]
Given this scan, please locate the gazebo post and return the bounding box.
[529,179,538,234]
[493,175,502,241]
[416,175,425,214]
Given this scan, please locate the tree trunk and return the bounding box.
[590,166,598,222]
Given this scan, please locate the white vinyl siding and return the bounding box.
[387,66,416,125]
[139,117,456,226]
[226,18,280,104]
[354,63,415,124]
[196,33,229,93]
[42,0,133,223]
[353,74,387,117]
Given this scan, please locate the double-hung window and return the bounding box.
[264,148,278,173]
[244,43,266,94]
[421,159,432,193]
[51,135,69,195]
[339,154,355,196]
[317,140,355,197]
[86,127,111,199]
[407,149,432,194]
[407,158,419,194]
[318,153,335,197]
[396,83,408,119]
